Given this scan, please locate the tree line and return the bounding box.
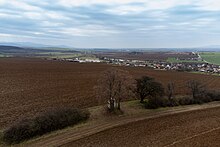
[96,68,220,112]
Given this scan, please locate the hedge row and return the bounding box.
[145,90,220,109]
[3,108,90,144]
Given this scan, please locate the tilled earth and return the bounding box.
[65,107,220,147]
[0,58,220,129]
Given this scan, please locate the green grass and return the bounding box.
[37,47,73,51]
[0,54,13,58]
[190,71,220,76]
[0,130,5,146]
[126,100,142,107]
[199,52,220,65]
[37,52,82,59]
[167,57,203,63]
[34,52,98,60]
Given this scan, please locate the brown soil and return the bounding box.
[0,58,220,129]
[64,106,220,147]
[21,102,220,147]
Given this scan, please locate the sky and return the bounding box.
[1,0,220,48]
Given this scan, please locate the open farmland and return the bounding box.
[0,58,220,129]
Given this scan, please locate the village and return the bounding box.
[49,54,220,75]
[101,57,220,74]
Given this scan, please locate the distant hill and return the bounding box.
[0,45,29,54]
[0,42,51,48]
[200,45,220,48]
[0,42,72,48]
[196,45,220,52]
[0,45,80,58]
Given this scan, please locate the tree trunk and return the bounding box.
[110,99,114,111]
[140,97,144,103]
[117,100,121,110]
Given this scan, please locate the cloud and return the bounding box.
[106,5,146,15]
[1,0,220,48]
[197,0,220,11]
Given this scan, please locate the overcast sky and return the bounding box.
[1,0,220,48]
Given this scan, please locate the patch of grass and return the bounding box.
[37,52,82,59]
[78,55,98,60]
[126,100,142,107]
[0,54,12,57]
[200,52,220,65]
[0,130,6,146]
[167,57,203,63]
[40,47,71,51]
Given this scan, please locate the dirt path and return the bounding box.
[21,102,220,147]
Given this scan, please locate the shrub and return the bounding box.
[145,96,168,109]
[206,90,220,101]
[178,94,215,106]
[166,98,179,107]
[3,108,90,144]
[178,97,196,105]
[144,90,220,109]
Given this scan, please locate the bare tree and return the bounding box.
[96,68,134,111]
[187,80,205,99]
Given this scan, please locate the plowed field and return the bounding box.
[67,106,220,147]
[0,58,220,129]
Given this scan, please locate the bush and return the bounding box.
[144,90,220,109]
[177,92,219,106]
[206,90,220,101]
[145,97,169,109]
[3,108,90,144]
[178,97,195,105]
[166,98,179,107]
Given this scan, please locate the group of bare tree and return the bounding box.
[187,80,206,99]
[96,68,208,112]
[96,68,134,111]
[166,80,206,100]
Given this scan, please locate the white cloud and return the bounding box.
[57,0,220,12]
[41,21,64,27]
[24,12,44,20]
[1,0,220,47]
[0,13,22,18]
[197,0,220,11]
[106,5,146,15]
[57,25,119,36]
[0,0,6,5]
[33,32,44,35]
[46,12,71,20]
[6,0,42,11]
[57,0,143,7]
[0,33,14,37]
[58,0,192,10]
